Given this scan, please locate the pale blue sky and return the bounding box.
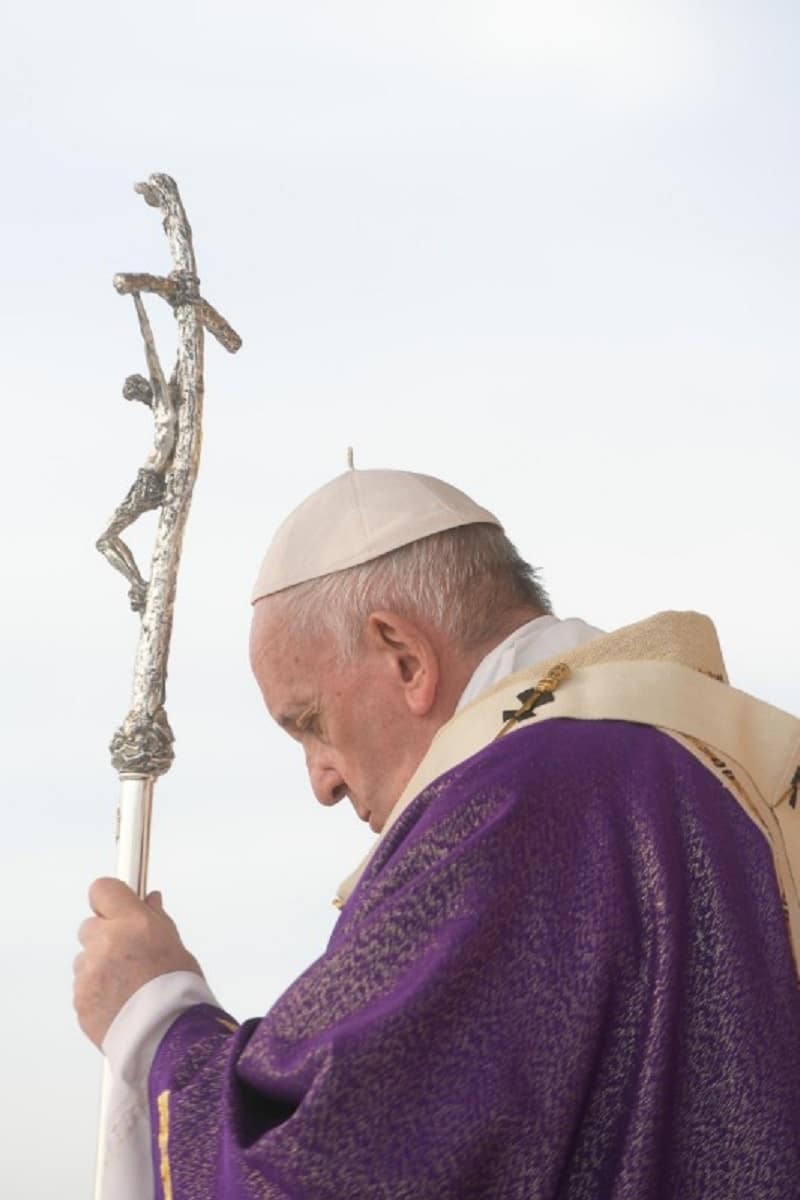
[1,3,798,1194]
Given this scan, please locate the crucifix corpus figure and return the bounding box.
[96,293,178,612]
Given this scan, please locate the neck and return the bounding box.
[434,607,546,724]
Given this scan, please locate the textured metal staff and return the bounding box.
[94,173,241,1199]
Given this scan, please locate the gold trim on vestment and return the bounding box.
[157,1089,173,1200]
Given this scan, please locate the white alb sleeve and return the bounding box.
[96,971,220,1200]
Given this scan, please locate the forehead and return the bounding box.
[250,598,310,676]
[249,599,335,711]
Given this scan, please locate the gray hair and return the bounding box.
[270,522,551,658]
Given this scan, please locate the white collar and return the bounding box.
[456,615,604,712]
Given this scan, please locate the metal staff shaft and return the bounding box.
[93,777,154,1200]
[115,777,155,898]
[94,173,240,1200]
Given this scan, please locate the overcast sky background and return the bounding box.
[1,2,798,1193]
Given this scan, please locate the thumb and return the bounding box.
[145,890,165,912]
[89,877,140,918]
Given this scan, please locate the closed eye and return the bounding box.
[277,704,319,739]
[295,705,322,737]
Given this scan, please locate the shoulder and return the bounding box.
[346,718,765,929]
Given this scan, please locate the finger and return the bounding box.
[145,890,179,936]
[77,916,101,947]
[89,877,141,919]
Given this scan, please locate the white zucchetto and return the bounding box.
[251,468,502,601]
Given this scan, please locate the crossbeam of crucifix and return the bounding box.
[112,270,242,354]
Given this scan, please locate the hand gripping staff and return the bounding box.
[94,174,241,1199]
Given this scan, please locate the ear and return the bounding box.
[365,611,439,717]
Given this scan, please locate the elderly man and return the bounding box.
[75,467,800,1200]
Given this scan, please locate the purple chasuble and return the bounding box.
[150,720,800,1198]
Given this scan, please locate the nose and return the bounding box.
[306,751,347,807]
